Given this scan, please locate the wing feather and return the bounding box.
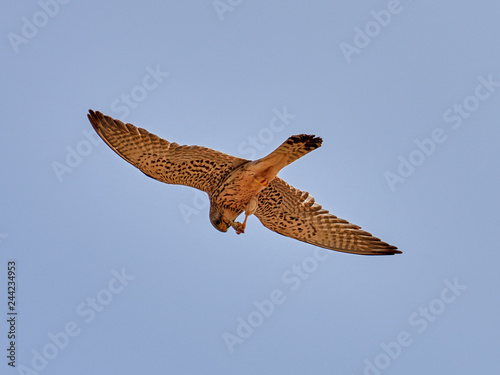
[255,178,400,255]
[88,110,248,193]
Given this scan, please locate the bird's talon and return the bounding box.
[232,222,245,234]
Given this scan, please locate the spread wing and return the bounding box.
[88,110,249,194]
[255,178,400,255]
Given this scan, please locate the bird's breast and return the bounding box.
[212,168,266,211]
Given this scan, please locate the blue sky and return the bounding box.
[1,1,499,374]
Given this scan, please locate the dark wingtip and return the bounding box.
[382,245,402,256]
[360,246,401,256]
[87,110,108,134]
[87,110,98,128]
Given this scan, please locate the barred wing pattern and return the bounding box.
[255,178,400,255]
[88,111,249,194]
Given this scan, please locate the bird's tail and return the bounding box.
[246,134,322,182]
[261,134,323,167]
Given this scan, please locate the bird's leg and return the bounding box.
[231,197,258,235]
[232,213,249,235]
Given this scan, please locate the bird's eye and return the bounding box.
[214,219,221,226]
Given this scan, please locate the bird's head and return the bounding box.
[209,206,231,232]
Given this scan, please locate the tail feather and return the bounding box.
[248,134,322,182]
[262,134,323,166]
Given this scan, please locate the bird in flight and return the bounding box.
[88,110,400,256]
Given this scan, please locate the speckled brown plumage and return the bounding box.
[88,110,400,256]
[88,110,247,193]
[255,178,400,255]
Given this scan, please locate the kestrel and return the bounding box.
[88,110,400,256]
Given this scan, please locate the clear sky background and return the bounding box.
[1,1,499,374]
